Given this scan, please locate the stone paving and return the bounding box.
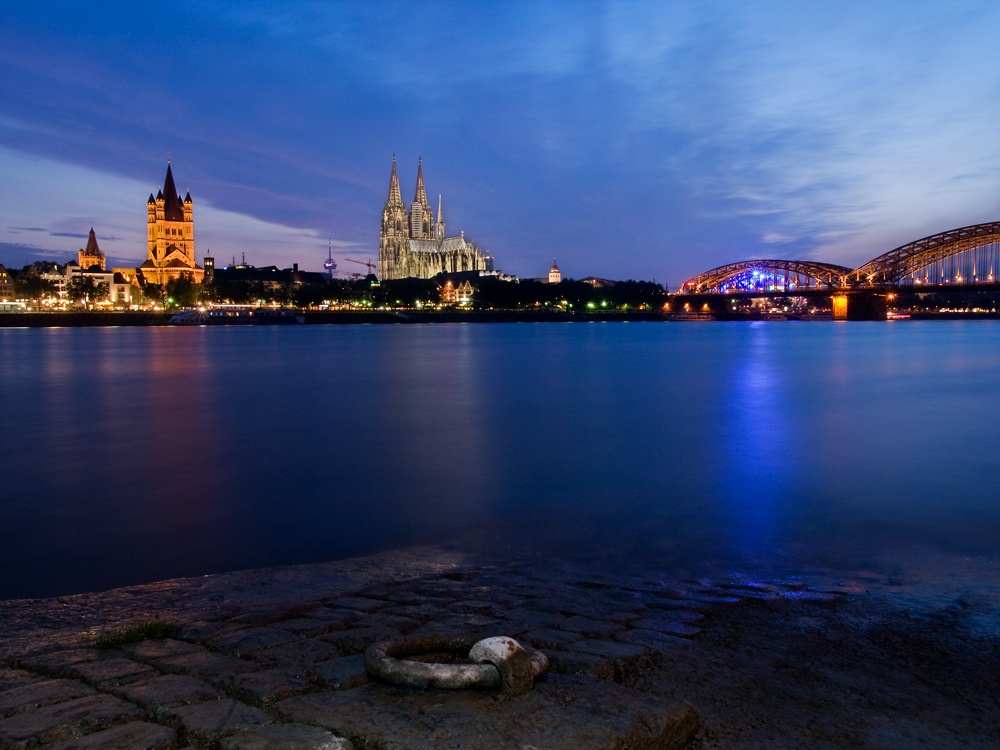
[0,563,848,749]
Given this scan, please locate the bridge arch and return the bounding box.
[682,259,854,294]
[849,221,1000,286]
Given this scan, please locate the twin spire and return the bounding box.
[385,156,446,240]
[414,157,427,204]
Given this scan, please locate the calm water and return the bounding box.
[1,321,999,600]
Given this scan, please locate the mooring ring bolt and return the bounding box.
[364,634,548,694]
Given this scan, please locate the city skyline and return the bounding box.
[2,2,1000,288]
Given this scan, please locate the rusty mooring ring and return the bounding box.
[364,634,548,696]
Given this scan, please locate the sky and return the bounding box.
[1,1,999,288]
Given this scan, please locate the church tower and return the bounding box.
[78,228,106,270]
[378,155,410,280]
[409,158,434,239]
[140,162,203,285]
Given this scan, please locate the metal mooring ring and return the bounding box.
[365,634,548,696]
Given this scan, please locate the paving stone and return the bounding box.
[70,658,158,687]
[615,629,693,650]
[644,598,710,612]
[249,639,341,671]
[209,628,296,656]
[0,679,96,718]
[541,650,615,681]
[175,620,228,642]
[324,597,390,613]
[117,674,223,711]
[558,616,625,638]
[234,669,312,705]
[383,592,452,606]
[220,723,354,750]
[319,627,399,655]
[17,649,97,677]
[275,673,698,749]
[171,698,270,742]
[628,617,702,636]
[311,655,368,691]
[564,639,649,660]
[404,621,472,637]
[446,600,502,615]
[297,609,361,626]
[160,650,257,683]
[518,628,584,649]
[0,668,44,693]
[270,618,343,637]
[125,638,202,662]
[380,604,448,621]
[347,614,419,632]
[0,693,142,747]
[45,720,175,749]
[423,613,502,632]
[499,609,567,629]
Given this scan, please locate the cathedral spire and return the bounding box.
[414,157,427,204]
[435,194,445,241]
[387,155,402,204]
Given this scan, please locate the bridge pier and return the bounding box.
[832,292,887,321]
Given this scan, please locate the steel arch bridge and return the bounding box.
[683,259,854,294]
[847,221,1000,286]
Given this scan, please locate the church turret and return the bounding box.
[435,195,445,241]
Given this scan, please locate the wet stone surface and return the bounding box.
[45,721,175,750]
[275,674,699,750]
[0,558,876,749]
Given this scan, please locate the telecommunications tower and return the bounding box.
[324,239,337,280]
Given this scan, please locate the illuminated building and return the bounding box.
[139,162,204,285]
[378,156,492,280]
[78,228,106,270]
[0,265,13,300]
[548,259,561,284]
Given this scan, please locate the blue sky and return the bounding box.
[2,1,999,287]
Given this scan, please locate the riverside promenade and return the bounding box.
[1,548,997,749]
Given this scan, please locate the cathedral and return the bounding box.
[378,157,492,280]
[139,163,204,285]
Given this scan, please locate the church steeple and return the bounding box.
[414,157,427,204]
[387,155,402,204]
[435,194,445,241]
[162,163,184,221]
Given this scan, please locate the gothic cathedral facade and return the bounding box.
[378,157,491,280]
[139,163,204,285]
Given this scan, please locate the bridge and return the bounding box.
[679,221,1000,318]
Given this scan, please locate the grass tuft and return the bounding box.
[94,618,178,650]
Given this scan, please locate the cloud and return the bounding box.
[7,226,47,232]
[48,232,88,239]
[2,1,1000,283]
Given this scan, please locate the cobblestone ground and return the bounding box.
[0,562,846,749]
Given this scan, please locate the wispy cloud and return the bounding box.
[1,1,999,282]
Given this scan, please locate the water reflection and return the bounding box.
[716,324,792,557]
[2,322,1000,599]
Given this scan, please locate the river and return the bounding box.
[1,321,998,600]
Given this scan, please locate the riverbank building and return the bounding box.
[140,163,204,285]
[378,157,492,280]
